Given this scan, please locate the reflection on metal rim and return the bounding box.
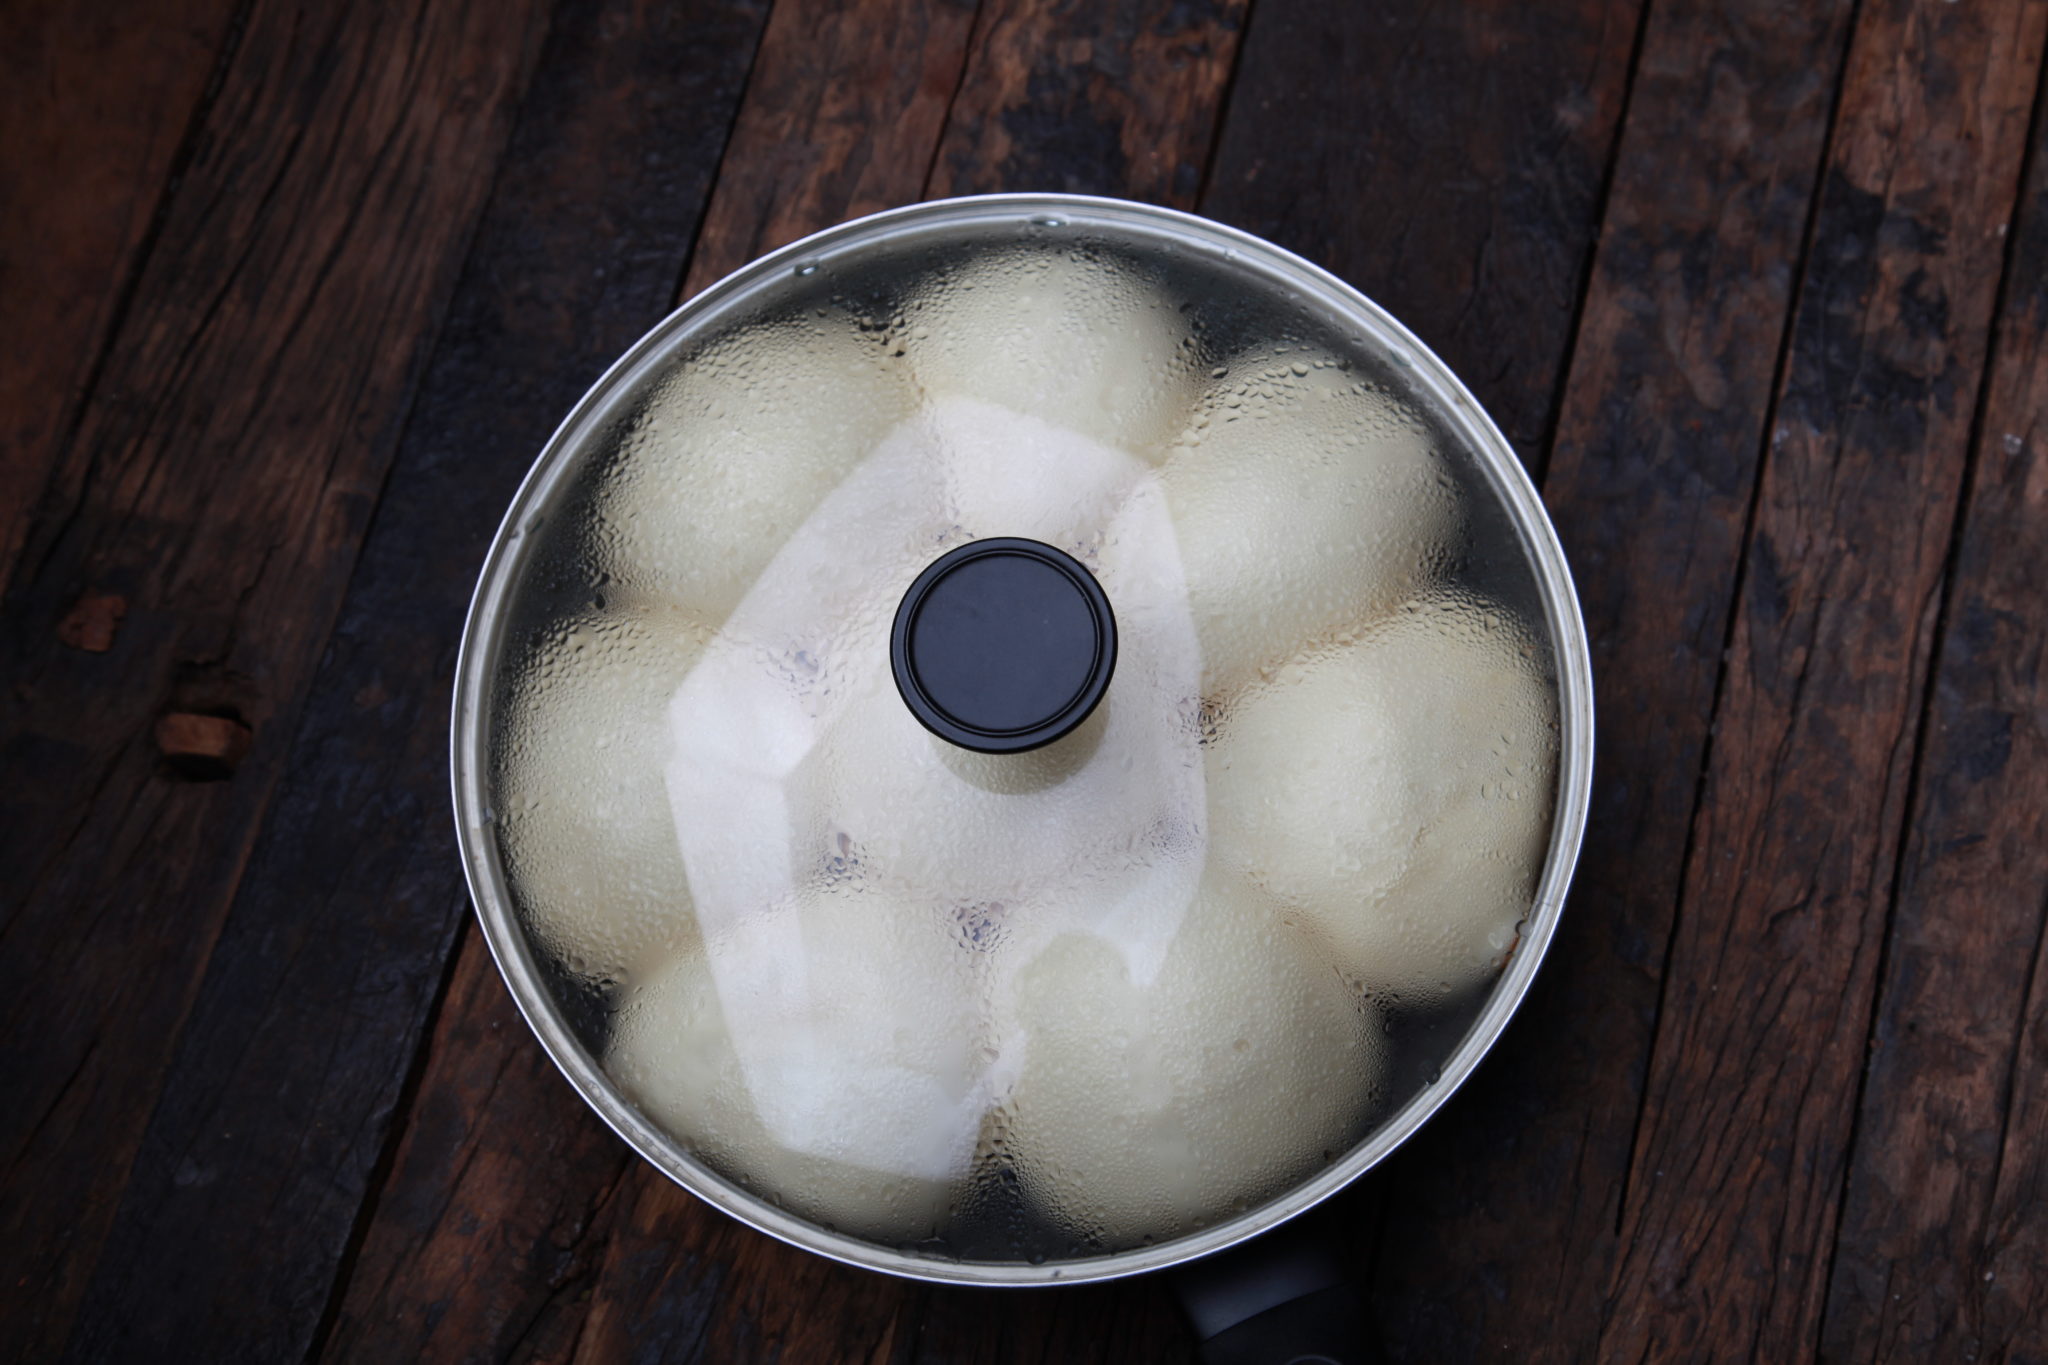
[449,193,1596,1287]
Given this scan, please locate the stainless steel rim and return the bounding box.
[450,193,1596,1287]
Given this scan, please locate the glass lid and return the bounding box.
[464,198,1581,1271]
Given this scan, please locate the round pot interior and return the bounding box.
[450,193,1595,1286]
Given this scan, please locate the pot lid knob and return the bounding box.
[890,537,1117,754]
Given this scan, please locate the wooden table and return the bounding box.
[4,0,2045,1359]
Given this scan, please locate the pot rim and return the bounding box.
[449,192,1595,1287]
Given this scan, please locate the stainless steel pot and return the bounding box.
[451,194,1594,1294]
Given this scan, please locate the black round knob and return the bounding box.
[890,538,1117,754]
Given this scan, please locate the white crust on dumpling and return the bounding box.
[589,312,919,622]
[1205,592,1558,998]
[998,874,1385,1247]
[1160,347,1461,695]
[901,246,1196,457]
[494,604,714,986]
[606,926,966,1242]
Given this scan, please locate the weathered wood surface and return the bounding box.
[1371,0,1863,1353]
[3,0,2046,1360]
[0,0,241,598]
[1819,88,2048,1363]
[52,3,771,1361]
[0,1,554,1358]
[678,0,977,296]
[927,0,1248,207]
[1598,0,2046,1354]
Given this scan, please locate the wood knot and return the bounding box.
[57,591,128,652]
[156,711,253,781]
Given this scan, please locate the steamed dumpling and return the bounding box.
[930,393,1149,552]
[606,910,975,1242]
[494,604,714,985]
[1160,347,1461,694]
[590,311,918,621]
[999,874,1385,1247]
[1205,592,1557,997]
[901,246,1196,456]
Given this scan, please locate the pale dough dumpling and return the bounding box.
[1160,347,1462,695]
[998,875,1385,1247]
[1205,592,1558,998]
[495,604,714,986]
[590,312,918,622]
[606,909,973,1243]
[901,245,1196,457]
[928,393,1149,554]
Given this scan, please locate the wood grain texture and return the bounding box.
[0,0,240,597]
[46,0,773,1359]
[0,0,554,1356]
[927,0,1248,208]
[1818,93,2048,1364]
[1364,0,1863,1355]
[900,1279,1195,1364]
[677,0,979,297]
[1598,0,2048,1356]
[573,1178,920,1364]
[1200,0,1644,470]
[322,932,642,1364]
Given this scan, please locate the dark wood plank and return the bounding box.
[0,1,555,1356]
[1199,0,1644,471]
[49,1,772,1359]
[677,0,979,298]
[1597,0,2047,1356]
[926,0,1247,209]
[0,0,241,596]
[1361,0,1865,1355]
[1818,90,2048,1364]
[902,1280,1195,1365]
[571,1178,918,1364]
[321,933,642,1364]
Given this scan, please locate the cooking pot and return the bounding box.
[452,195,1593,1356]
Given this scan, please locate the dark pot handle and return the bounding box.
[1171,1220,1383,1365]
